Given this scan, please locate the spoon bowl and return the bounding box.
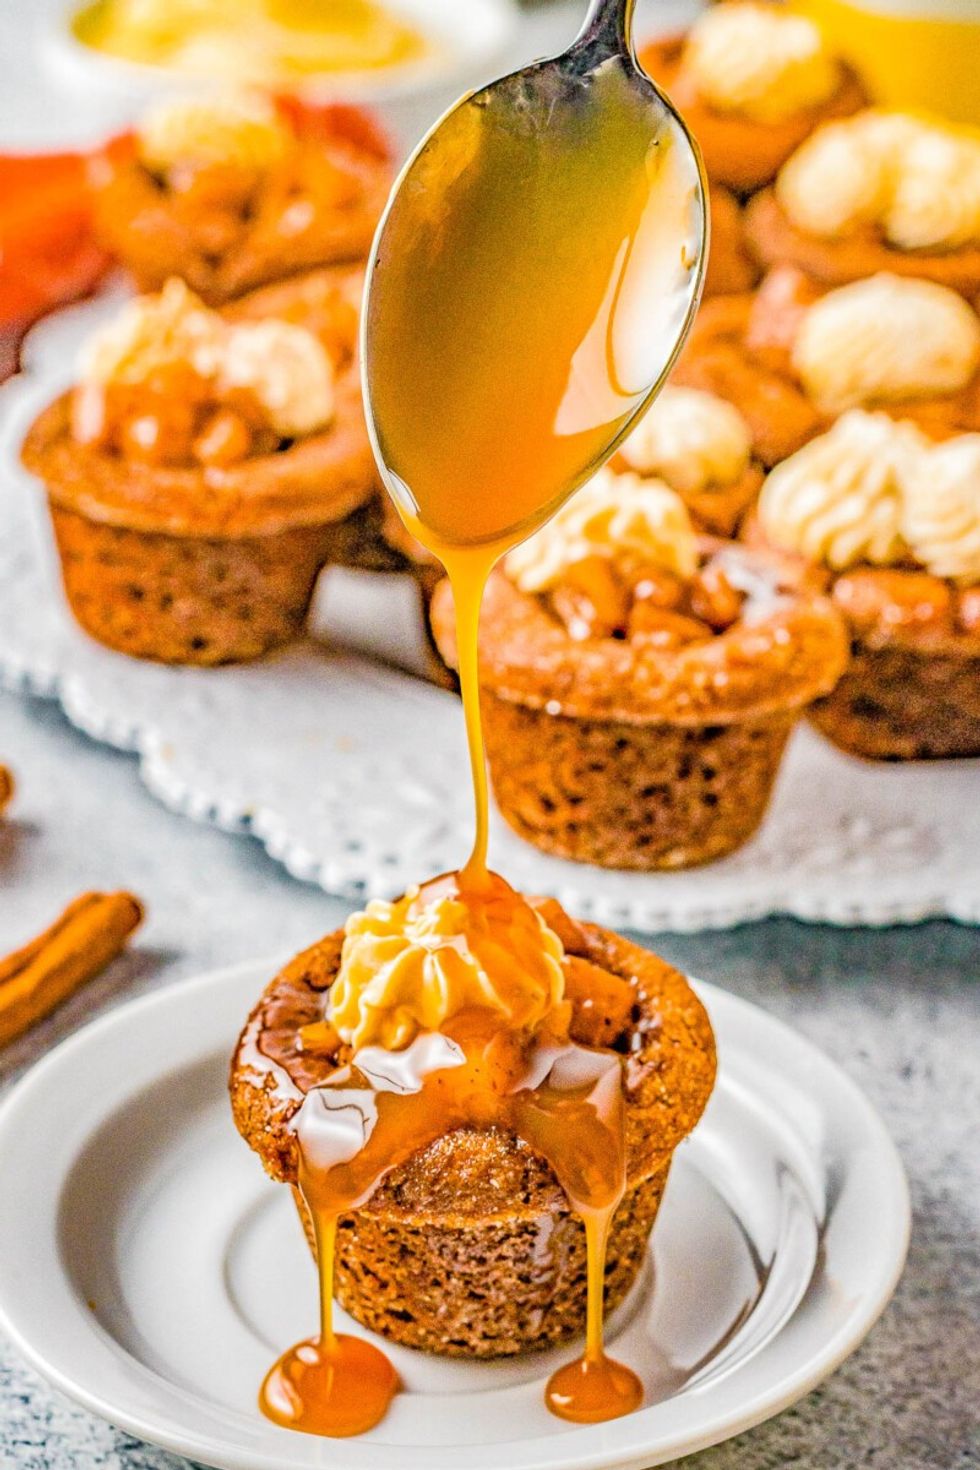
[362,0,708,552]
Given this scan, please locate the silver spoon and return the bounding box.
[362,0,708,550]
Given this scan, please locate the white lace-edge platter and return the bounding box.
[0,959,910,1470]
[0,301,978,932]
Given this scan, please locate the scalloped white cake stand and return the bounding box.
[1,303,977,932]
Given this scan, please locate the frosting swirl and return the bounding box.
[137,91,290,173]
[887,123,980,252]
[619,385,752,495]
[684,3,839,124]
[758,410,925,570]
[902,435,980,585]
[328,882,566,1051]
[80,278,335,437]
[777,110,980,250]
[506,469,698,592]
[81,277,223,385]
[792,274,980,413]
[220,319,336,437]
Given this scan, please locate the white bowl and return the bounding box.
[39,0,521,147]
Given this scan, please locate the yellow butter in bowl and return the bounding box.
[72,0,430,82]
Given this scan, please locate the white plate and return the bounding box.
[0,959,908,1470]
[2,311,979,933]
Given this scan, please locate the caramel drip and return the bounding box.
[544,1209,643,1423]
[264,977,638,1435]
[441,545,498,886]
[259,1210,398,1438]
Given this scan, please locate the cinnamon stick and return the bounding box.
[0,765,13,815]
[0,891,144,1048]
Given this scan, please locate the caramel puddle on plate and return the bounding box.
[544,1209,644,1423]
[260,46,702,1439]
[259,1210,398,1437]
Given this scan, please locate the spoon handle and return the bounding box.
[574,0,637,58]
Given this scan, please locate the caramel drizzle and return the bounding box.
[440,545,499,887]
[261,45,703,1439]
[261,997,642,1435]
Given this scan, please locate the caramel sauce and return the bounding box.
[366,60,702,878]
[265,873,639,1435]
[260,49,702,1439]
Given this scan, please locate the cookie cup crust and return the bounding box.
[21,374,374,539]
[431,562,848,728]
[811,641,980,759]
[745,189,980,299]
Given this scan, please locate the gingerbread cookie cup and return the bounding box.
[639,35,863,194]
[744,111,980,299]
[752,412,980,760]
[229,904,716,1356]
[91,98,391,306]
[21,371,375,665]
[811,572,980,760]
[432,546,848,870]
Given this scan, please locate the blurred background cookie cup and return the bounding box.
[790,0,980,126]
[19,280,378,665]
[750,412,980,761]
[88,92,394,306]
[637,3,867,194]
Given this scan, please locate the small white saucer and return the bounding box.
[0,961,908,1470]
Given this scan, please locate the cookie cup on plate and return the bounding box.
[230,902,716,1356]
